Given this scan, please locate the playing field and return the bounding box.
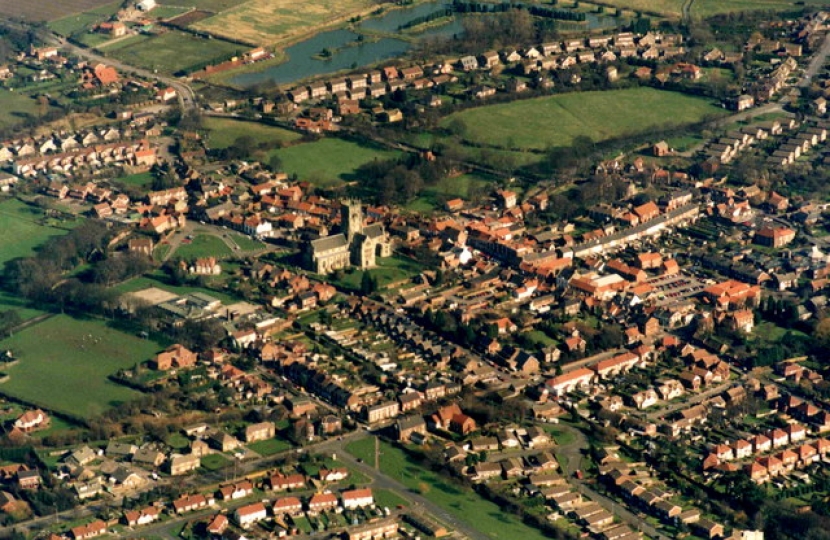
[105,31,244,74]
[273,138,401,187]
[174,235,233,260]
[0,315,160,419]
[193,0,375,45]
[441,88,725,150]
[203,117,301,149]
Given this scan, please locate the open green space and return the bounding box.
[0,290,46,323]
[114,171,156,188]
[166,433,191,450]
[333,255,425,291]
[46,1,121,35]
[0,91,40,130]
[173,234,232,260]
[441,88,725,150]
[149,6,192,19]
[200,453,231,471]
[105,30,244,74]
[406,173,494,212]
[0,199,76,265]
[0,315,160,419]
[346,439,549,540]
[521,330,558,348]
[247,438,291,456]
[272,138,401,187]
[373,488,410,509]
[203,117,301,150]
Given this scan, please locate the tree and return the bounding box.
[360,272,376,295]
[268,153,283,172]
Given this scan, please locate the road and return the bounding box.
[47,33,197,112]
[645,379,736,420]
[799,29,830,87]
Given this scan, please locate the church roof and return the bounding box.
[311,233,348,252]
[361,223,386,239]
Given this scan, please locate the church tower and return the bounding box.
[341,199,363,242]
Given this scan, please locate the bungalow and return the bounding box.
[123,506,161,527]
[71,520,107,540]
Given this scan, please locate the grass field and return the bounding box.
[334,255,425,291]
[193,0,375,45]
[0,91,40,130]
[173,235,233,260]
[47,1,120,35]
[0,315,159,419]
[441,88,725,150]
[0,199,76,265]
[113,274,240,305]
[105,31,244,74]
[115,171,156,188]
[405,173,494,212]
[346,439,550,540]
[273,138,400,187]
[203,117,301,149]
[0,0,115,22]
[201,453,232,470]
[373,488,410,509]
[247,438,291,456]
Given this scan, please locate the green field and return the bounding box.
[406,173,495,212]
[247,438,291,456]
[441,88,725,150]
[203,117,301,149]
[106,31,244,74]
[173,235,232,260]
[595,0,823,17]
[0,91,40,130]
[346,439,549,540]
[333,255,425,291]
[115,171,156,187]
[373,488,410,509]
[0,315,160,418]
[113,274,240,304]
[46,1,121,35]
[0,199,76,265]
[201,453,232,470]
[273,138,400,187]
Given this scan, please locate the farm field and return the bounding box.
[203,117,301,149]
[273,138,400,187]
[47,1,120,36]
[441,88,725,150]
[192,0,375,45]
[0,315,158,419]
[0,199,76,265]
[346,439,550,540]
[105,31,244,75]
[689,0,825,17]
[0,0,114,22]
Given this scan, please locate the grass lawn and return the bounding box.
[0,91,40,130]
[521,330,557,348]
[373,488,410,509]
[114,171,156,188]
[247,438,291,456]
[333,255,424,291]
[193,0,374,45]
[106,30,244,74]
[347,440,550,540]
[272,138,401,187]
[200,453,232,471]
[0,199,76,265]
[441,88,725,150]
[0,315,160,419]
[172,234,232,260]
[545,426,576,446]
[203,117,301,149]
[166,433,191,450]
[0,290,46,323]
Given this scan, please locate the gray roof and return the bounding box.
[361,223,386,239]
[311,233,348,253]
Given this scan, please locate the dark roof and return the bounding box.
[310,233,348,252]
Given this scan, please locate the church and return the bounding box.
[307,200,392,274]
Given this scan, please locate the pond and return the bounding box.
[228,1,622,87]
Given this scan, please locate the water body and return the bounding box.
[229,2,620,87]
